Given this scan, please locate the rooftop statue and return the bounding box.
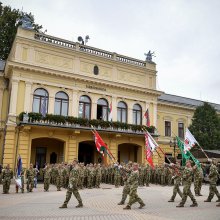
[144,50,155,62]
[19,14,33,30]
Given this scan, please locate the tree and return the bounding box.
[0,2,42,60]
[189,102,220,150]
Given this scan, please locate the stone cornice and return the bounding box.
[158,100,196,111]
[7,61,163,97]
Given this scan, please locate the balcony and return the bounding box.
[18,112,157,136]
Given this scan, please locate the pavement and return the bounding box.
[0,183,219,220]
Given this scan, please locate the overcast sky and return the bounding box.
[2,0,220,104]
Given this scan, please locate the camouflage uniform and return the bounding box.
[168,172,182,202]
[145,165,151,186]
[43,166,51,192]
[55,165,63,191]
[16,168,25,193]
[95,164,102,188]
[138,165,145,186]
[177,164,197,207]
[60,162,83,208]
[193,166,203,196]
[26,166,36,192]
[114,165,121,188]
[87,165,94,188]
[160,166,166,186]
[124,165,145,209]
[2,165,13,194]
[204,162,220,202]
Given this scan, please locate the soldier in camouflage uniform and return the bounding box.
[26,163,36,192]
[77,163,84,189]
[51,164,56,184]
[204,158,220,202]
[118,164,132,205]
[138,164,145,186]
[2,164,13,194]
[114,163,121,188]
[161,166,166,186]
[16,167,25,193]
[193,165,203,196]
[145,164,151,186]
[168,161,182,202]
[95,164,102,188]
[176,160,198,207]
[55,164,63,191]
[87,164,94,188]
[123,163,145,210]
[43,164,51,192]
[59,160,83,208]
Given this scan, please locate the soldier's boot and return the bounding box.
[139,202,145,209]
[168,199,174,202]
[75,201,83,208]
[21,189,24,193]
[123,205,131,210]
[59,204,67,208]
[216,198,220,202]
[204,199,211,202]
[216,203,220,207]
[118,201,125,205]
[16,186,18,193]
[176,203,184,208]
[190,202,198,207]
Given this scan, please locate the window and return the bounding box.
[97,98,108,121]
[54,91,69,116]
[133,104,142,125]
[79,95,91,119]
[117,101,127,123]
[165,121,171,136]
[178,122,184,139]
[32,88,48,114]
[94,65,99,75]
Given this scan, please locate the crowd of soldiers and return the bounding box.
[1,158,220,208]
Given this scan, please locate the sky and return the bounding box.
[2,0,220,104]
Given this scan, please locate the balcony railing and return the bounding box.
[34,33,147,67]
[18,112,157,136]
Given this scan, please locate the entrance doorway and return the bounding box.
[78,141,100,164]
[118,143,141,164]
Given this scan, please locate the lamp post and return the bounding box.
[169,137,177,162]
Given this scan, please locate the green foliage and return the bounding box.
[189,102,220,150]
[0,2,42,60]
[18,112,156,134]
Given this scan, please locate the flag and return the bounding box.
[176,136,200,167]
[184,128,198,153]
[108,102,112,121]
[40,95,47,117]
[144,109,150,127]
[94,131,114,160]
[17,155,22,176]
[145,133,155,168]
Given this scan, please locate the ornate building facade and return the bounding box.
[0,26,219,169]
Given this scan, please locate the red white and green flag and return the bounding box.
[144,109,150,127]
[108,102,112,121]
[94,130,114,160]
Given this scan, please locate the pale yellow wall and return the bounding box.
[16,81,25,115]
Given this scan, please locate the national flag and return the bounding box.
[176,136,200,167]
[40,95,47,117]
[145,133,155,168]
[17,155,22,176]
[94,131,114,160]
[144,109,150,127]
[184,128,198,153]
[108,102,112,121]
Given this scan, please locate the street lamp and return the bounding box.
[169,137,177,162]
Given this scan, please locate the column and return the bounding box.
[68,135,78,162]
[0,87,4,118]
[71,90,78,117]
[111,96,117,121]
[9,79,19,116]
[127,105,133,124]
[48,95,55,114]
[24,81,32,113]
[153,102,157,127]
[91,101,97,120]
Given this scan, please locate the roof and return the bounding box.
[158,93,220,111]
[204,150,220,155]
[0,60,6,71]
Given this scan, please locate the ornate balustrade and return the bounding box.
[34,33,147,67]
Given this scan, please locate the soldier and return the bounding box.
[204,158,220,202]
[168,161,182,202]
[118,163,132,205]
[114,163,121,188]
[43,163,51,192]
[2,164,13,194]
[26,163,36,192]
[56,164,63,191]
[176,160,198,207]
[59,160,83,208]
[95,164,102,188]
[193,165,203,196]
[123,163,145,210]
[16,167,25,193]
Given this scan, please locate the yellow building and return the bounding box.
[0,26,220,170]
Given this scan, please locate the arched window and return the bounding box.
[97,98,108,121]
[117,101,127,123]
[32,88,48,114]
[79,95,91,119]
[133,104,142,125]
[54,91,69,116]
